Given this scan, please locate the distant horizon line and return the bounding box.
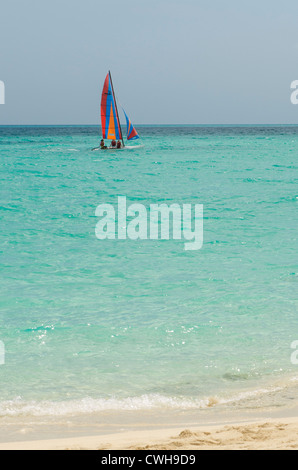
[1,123,298,127]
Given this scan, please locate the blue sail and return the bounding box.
[122,108,139,140]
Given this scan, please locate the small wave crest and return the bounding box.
[0,395,214,417]
[0,382,292,418]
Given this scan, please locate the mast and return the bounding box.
[109,71,125,148]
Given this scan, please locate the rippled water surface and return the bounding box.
[0,125,297,416]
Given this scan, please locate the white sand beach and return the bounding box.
[1,416,298,450]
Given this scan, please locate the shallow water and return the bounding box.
[0,125,297,419]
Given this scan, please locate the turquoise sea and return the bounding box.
[0,126,297,428]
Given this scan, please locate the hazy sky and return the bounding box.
[1,0,298,124]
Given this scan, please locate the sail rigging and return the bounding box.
[99,71,139,148]
[123,108,139,141]
[100,71,123,144]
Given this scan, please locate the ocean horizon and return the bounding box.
[1,124,298,127]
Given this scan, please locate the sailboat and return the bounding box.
[92,71,140,150]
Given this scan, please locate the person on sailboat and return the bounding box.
[116,140,122,149]
[110,139,117,148]
[100,139,107,149]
